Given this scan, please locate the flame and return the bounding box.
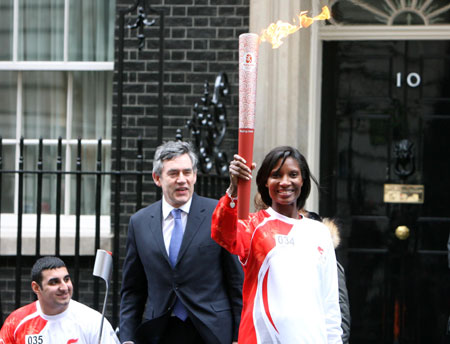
[260,6,330,49]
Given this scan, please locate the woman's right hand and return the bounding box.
[227,154,255,197]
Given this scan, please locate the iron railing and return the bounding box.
[0,0,233,326]
[0,136,228,327]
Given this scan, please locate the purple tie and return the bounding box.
[169,209,188,321]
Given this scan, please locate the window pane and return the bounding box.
[72,71,112,139]
[71,71,112,215]
[18,0,64,61]
[0,0,13,60]
[22,72,67,139]
[22,145,66,214]
[0,72,17,138]
[69,0,116,61]
[69,144,110,215]
[330,0,450,25]
[1,144,15,213]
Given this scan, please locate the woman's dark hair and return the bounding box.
[256,146,318,210]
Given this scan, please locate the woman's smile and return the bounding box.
[266,156,303,215]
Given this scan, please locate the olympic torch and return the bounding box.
[236,7,330,219]
[238,33,259,219]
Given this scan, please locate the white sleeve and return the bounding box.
[99,319,121,344]
[85,309,120,344]
[321,233,343,344]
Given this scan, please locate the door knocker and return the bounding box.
[394,139,415,179]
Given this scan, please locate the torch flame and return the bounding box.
[260,6,330,49]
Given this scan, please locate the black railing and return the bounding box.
[0,136,228,327]
[0,0,233,326]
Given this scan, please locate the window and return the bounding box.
[0,0,115,255]
[329,0,450,25]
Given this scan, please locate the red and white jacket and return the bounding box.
[0,300,119,344]
[212,196,342,344]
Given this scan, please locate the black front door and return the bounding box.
[320,41,450,344]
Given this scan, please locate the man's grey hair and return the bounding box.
[152,141,198,176]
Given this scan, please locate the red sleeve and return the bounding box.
[0,315,15,344]
[211,195,257,262]
[0,302,43,344]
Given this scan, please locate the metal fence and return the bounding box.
[0,136,229,327]
[0,0,235,327]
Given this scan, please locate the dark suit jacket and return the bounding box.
[120,193,243,343]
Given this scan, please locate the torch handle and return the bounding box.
[237,129,254,219]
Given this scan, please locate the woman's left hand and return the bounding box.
[227,154,255,197]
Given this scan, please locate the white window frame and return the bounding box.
[0,0,115,255]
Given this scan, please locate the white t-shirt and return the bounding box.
[0,299,120,344]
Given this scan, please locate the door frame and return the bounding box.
[308,25,450,210]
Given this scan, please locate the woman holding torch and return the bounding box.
[211,146,342,344]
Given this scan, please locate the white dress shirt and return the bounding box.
[161,196,192,255]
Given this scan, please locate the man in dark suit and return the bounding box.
[120,141,243,344]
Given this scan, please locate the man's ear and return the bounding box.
[31,281,41,295]
[152,172,161,187]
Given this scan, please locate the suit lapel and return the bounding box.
[176,194,205,265]
[148,201,171,264]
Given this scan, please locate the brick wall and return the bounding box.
[112,0,249,198]
[110,0,249,327]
